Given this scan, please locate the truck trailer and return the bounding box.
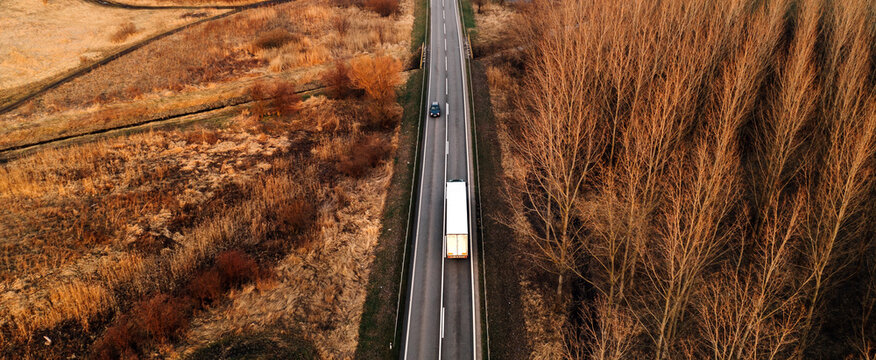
[445,179,469,259]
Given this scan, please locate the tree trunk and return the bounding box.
[557,273,564,298]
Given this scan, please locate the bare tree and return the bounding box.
[798,0,876,350]
[507,0,607,298]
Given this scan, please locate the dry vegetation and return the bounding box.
[0,75,403,358]
[0,0,412,150]
[113,0,261,6]
[0,0,413,357]
[0,0,221,93]
[481,0,876,358]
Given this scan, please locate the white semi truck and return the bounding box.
[445,179,469,259]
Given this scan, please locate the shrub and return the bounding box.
[110,22,137,43]
[249,81,270,119]
[365,0,400,17]
[321,61,359,99]
[250,81,301,118]
[337,134,392,177]
[215,250,259,286]
[254,29,298,50]
[348,55,403,104]
[188,271,223,305]
[271,81,301,116]
[134,294,192,342]
[92,318,137,360]
[366,101,404,129]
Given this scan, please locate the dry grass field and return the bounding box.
[115,0,260,5]
[0,0,413,357]
[0,0,412,151]
[479,0,876,358]
[0,0,222,94]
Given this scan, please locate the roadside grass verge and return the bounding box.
[355,0,428,355]
[470,59,529,359]
[354,68,424,360]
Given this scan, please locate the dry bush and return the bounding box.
[110,22,138,43]
[271,81,302,116]
[336,134,392,178]
[365,0,400,17]
[249,80,302,119]
[215,250,259,286]
[348,54,403,104]
[92,318,137,360]
[188,271,224,305]
[254,28,299,50]
[348,55,403,128]
[321,60,359,99]
[135,293,193,342]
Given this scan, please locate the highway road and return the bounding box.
[401,0,480,356]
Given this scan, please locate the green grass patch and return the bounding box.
[460,0,475,29]
[186,329,317,360]
[410,0,429,53]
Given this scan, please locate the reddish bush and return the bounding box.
[134,294,191,342]
[321,61,360,99]
[271,81,302,116]
[215,250,259,286]
[92,319,137,360]
[188,271,223,305]
[365,0,400,17]
[337,134,392,177]
[250,81,301,118]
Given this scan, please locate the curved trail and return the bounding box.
[82,0,261,10]
[0,84,323,161]
[0,0,291,115]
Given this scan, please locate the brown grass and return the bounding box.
[0,0,412,356]
[0,0,217,92]
[1,81,405,360]
[0,0,412,152]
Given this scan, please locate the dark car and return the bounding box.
[429,102,441,118]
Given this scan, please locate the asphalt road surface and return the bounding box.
[401,0,480,357]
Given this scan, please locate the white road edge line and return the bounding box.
[451,0,479,356]
[402,21,435,359]
[441,307,446,339]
